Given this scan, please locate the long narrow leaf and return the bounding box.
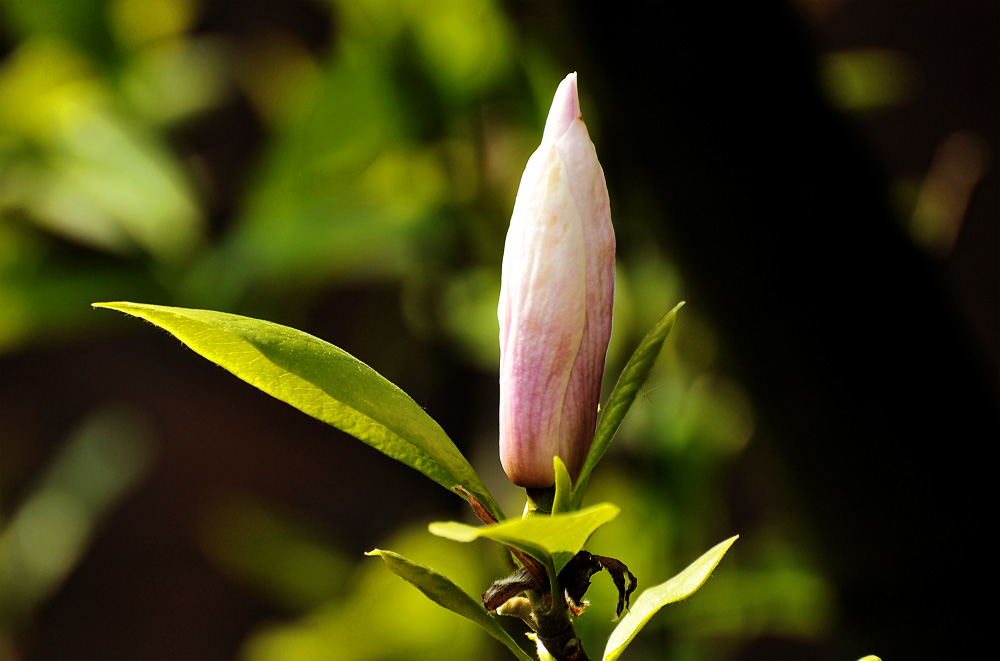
[93,302,503,520]
[603,535,737,661]
[572,302,684,509]
[366,549,534,661]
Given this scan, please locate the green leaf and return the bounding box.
[572,302,684,509]
[92,302,503,520]
[366,549,534,661]
[429,503,619,576]
[602,535,738,661]
[551,456,572,515]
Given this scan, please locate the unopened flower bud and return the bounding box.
[498,73,615,488]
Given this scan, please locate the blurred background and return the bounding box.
[1,1,996,659]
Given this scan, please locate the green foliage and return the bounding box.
[429,503,619,578]
[0,1,836,658]
[602,535,738,661]
[572,302,684,509]
[366,549,533,661]
[240,524,501,661]
[550,457,572,516]
[426,507,736,660]
[91,301,504,521]
[91,300,742,660]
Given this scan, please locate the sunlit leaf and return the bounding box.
[572,302,684,509]
[92,302,503,520]
[552,456,572,515]
[365,549,534,661]
[429,503,619,576]
[602,535,738,661]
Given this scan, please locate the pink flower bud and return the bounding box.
[498,73,615,488]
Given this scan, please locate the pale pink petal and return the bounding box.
[498,73,615,488]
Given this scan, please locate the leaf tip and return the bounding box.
[364,549,382,557]
[92,301,135,313]
[427,520,476,541]
[427,521,453,539]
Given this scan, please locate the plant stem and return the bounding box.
[529,589,590,661]
[525,486,556,515]
[521,486,588,660]
[534,618,589,660]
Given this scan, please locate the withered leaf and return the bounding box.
[483,567,537,611]
[593,554,637,617]
[558,550,604,614]
[483,549,637,620]
[454,486,499,525]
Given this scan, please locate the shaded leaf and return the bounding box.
[366,549,534,661]
[602,535,737,661]
[92,302,503,520]
[572,303,684,509]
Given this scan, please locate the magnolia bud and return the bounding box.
[498,73,615,488]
